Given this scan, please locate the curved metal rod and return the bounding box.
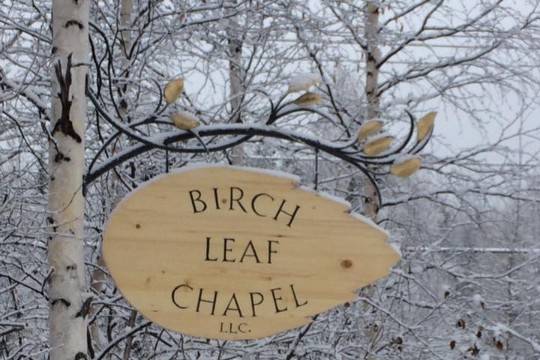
[84,124,382,208]
[88,90,188,151]
[151,78,164,115]
[87,90,362,170]
[251,88,276,116]
[87,129,122,175]
[86,78,172,175]
[410,127,434,154]
[391,110,416,154]
[86,95,434,211]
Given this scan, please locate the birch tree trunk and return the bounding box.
[47,1,90,359]
[363,1,381,220]
[226,0,245,165]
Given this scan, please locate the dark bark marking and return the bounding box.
[75,297,93,318]
[54,152,71,163]
[66,264,77,271]
[82,175,87,197]
[74,352,88,360]
[65,20,84,29]
[51,298,71,307]
[52,54,82,143]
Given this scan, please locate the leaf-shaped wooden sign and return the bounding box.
[103,165,400,340]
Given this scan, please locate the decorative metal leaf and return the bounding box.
[417,112,437,141]
[363,134,394,156]
[293,92,321,106]
[390,156,422,177]
[357,119,384,141]
[164,78,184,104]
[171,111,199,130]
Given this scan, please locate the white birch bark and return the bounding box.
[363,1,381,220]
[226,1,245,165]
[48,1,90,359]
[364,1,381,122]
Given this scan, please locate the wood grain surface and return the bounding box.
[103,165,400,340]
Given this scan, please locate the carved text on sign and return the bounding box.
[188,187,301,227]
[103,166,400,339]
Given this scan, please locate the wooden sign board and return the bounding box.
[103,165,399,340]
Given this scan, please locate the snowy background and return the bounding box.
[1,0,540,359]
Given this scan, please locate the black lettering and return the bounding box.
[205,237,218,261]
[223,293,243,317]
[290,284,308,307]
[229,187,247,212]
[268,240,279,264]
[270,287,287,313]
[238,322,250,333]
[189,190,207,213]
[273,200,300,227]
[196,288,218,315]
[239,241,261,263]
[223,238,236,262]
[249,292,264,317]
[220,322,250,334]
[251,193,274,217]
[171,284,193,309]
[213,187,220,209]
